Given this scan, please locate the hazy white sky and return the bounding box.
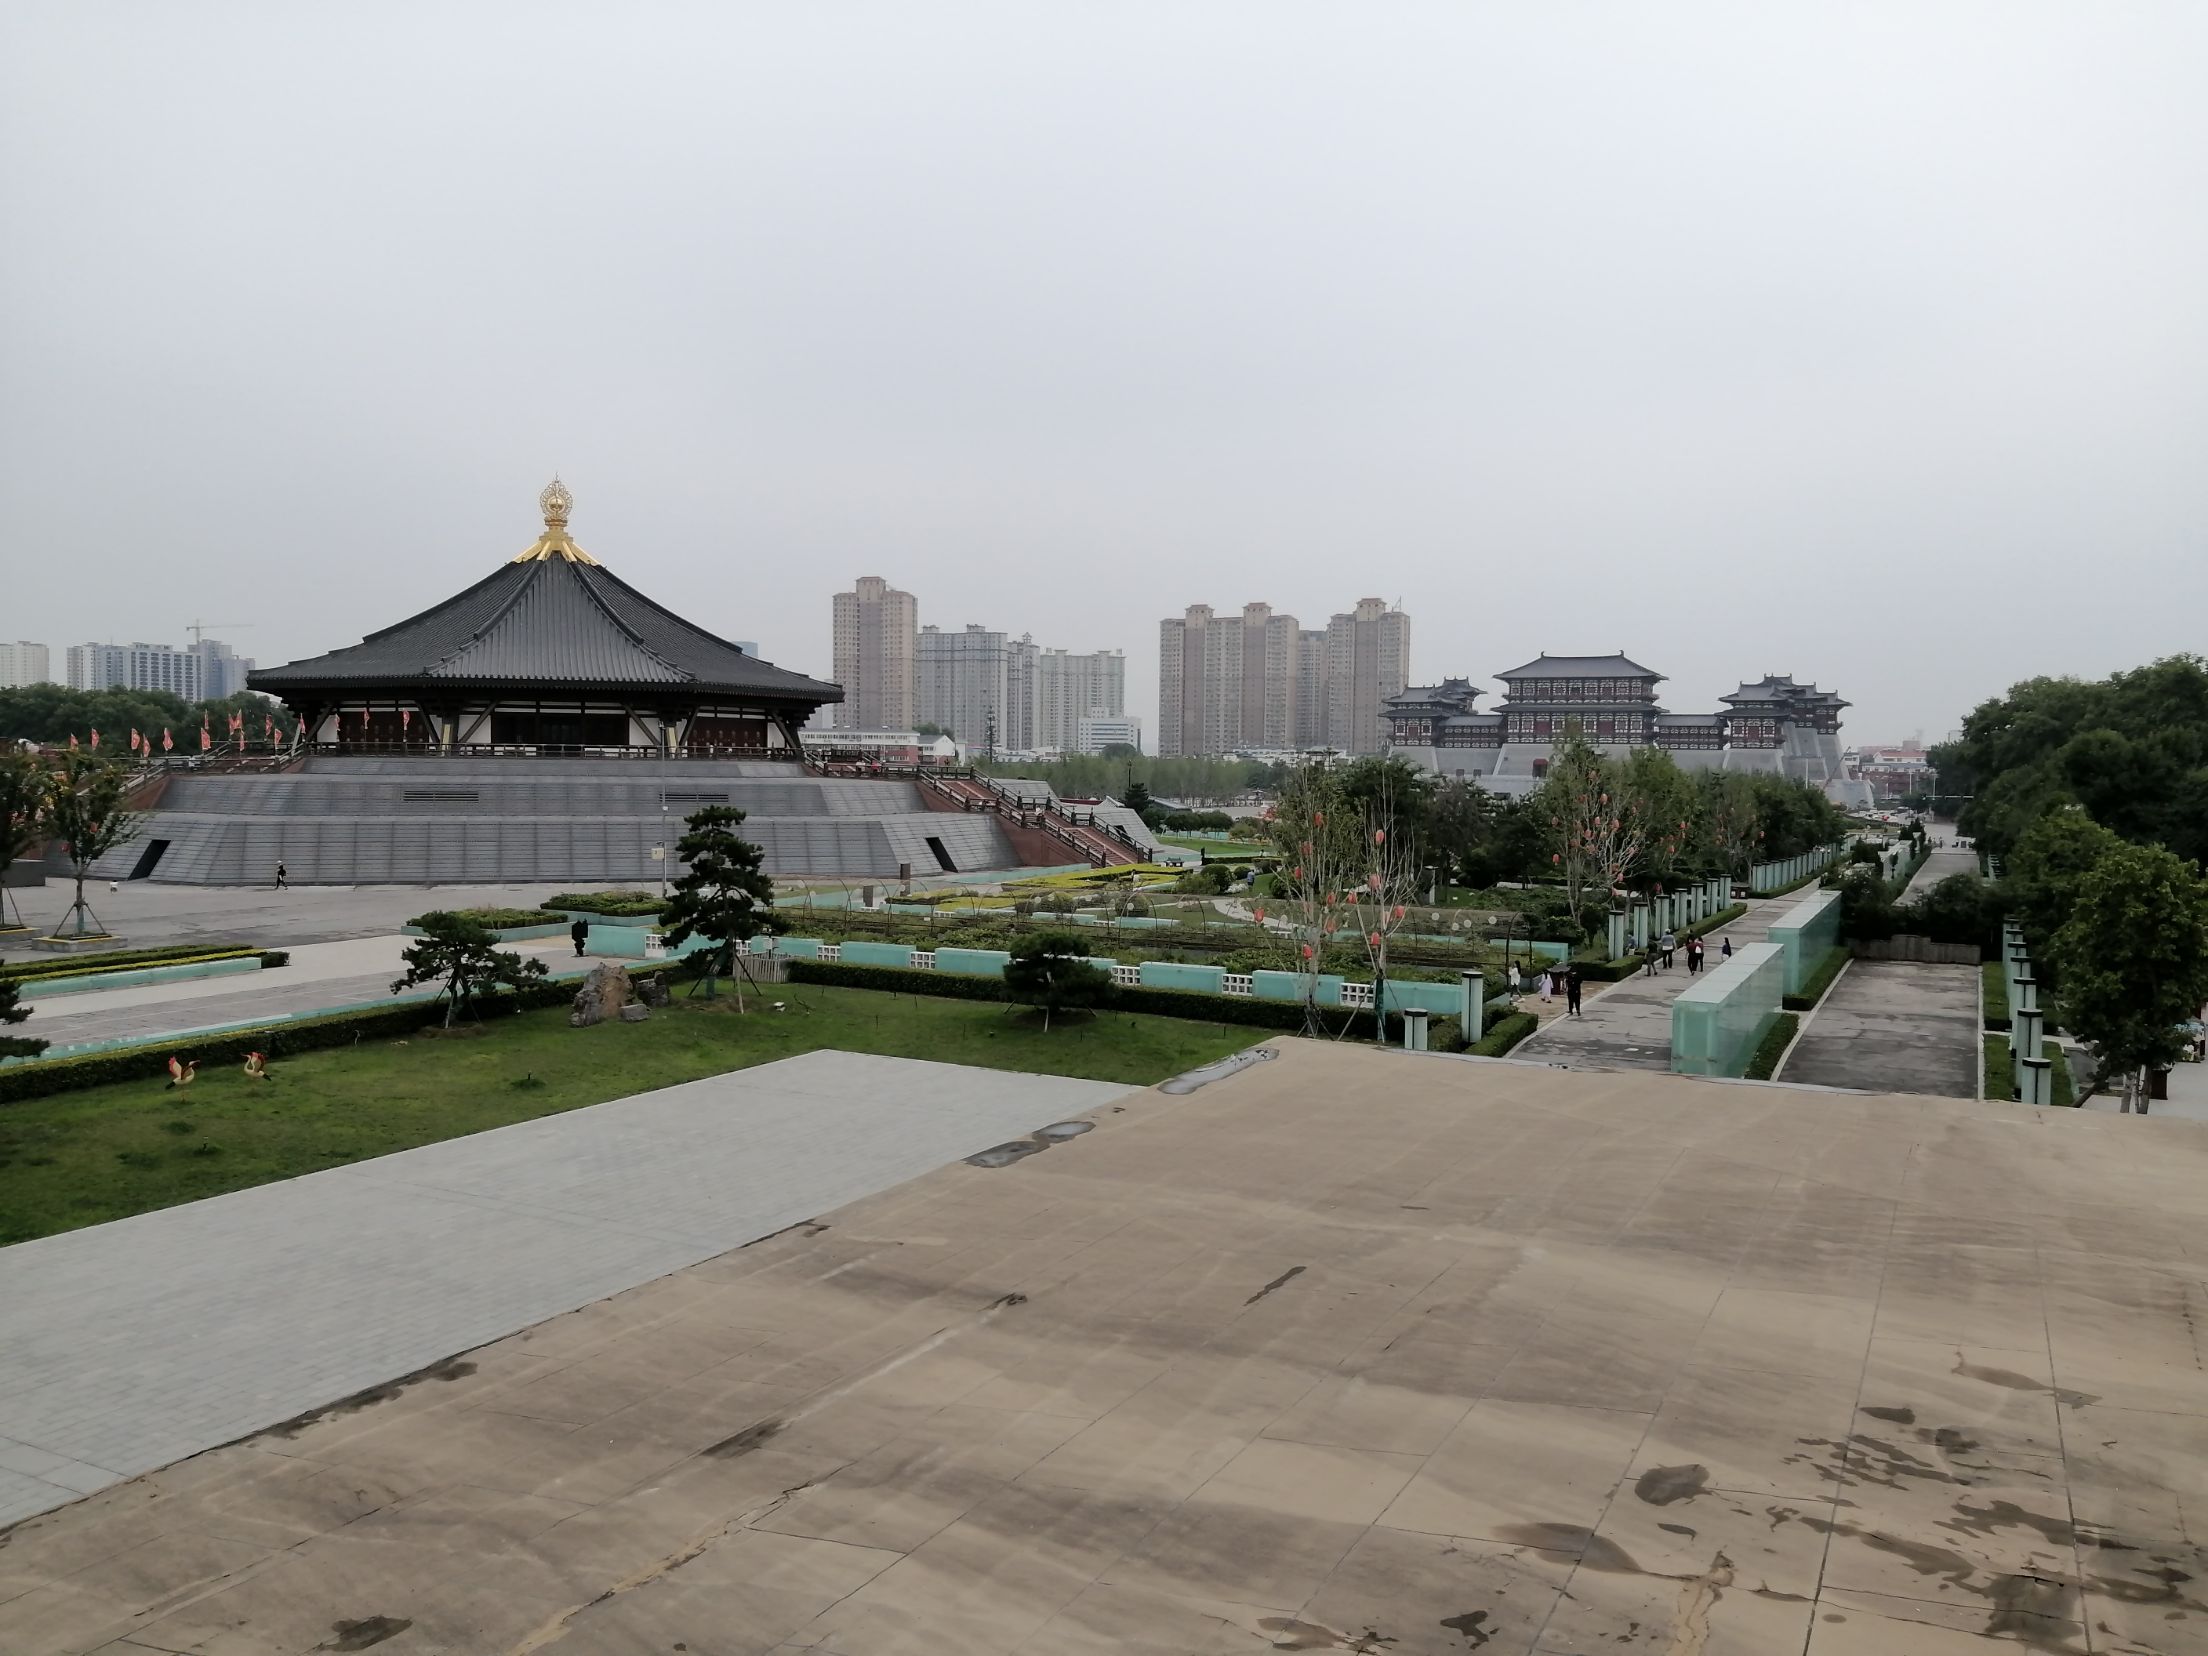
[5,3,2203,745]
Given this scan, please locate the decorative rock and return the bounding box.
[618,1004,651,1022]
[570,961,633,1027]
[634,973,671,1009]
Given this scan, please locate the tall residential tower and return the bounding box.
[829,577,918,731]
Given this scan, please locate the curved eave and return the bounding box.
[247,671,843,704]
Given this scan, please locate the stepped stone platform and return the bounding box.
[94,757,1019,884]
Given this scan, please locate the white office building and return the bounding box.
[0,641,53,688]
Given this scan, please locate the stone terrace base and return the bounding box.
[5,1042,2207,1654]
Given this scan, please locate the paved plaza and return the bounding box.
[7,1039,2208,1654]
[1512,886,1803,1070]
[0,1053,1134,1531]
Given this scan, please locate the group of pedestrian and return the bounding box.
[1643,929,1730,974]
[1508,959,1584,1017]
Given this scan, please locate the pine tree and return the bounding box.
[660,806,783,1006]
[1,978,47,1061]
[390,911,548,1027]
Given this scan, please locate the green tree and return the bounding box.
[41,752,141,937]
[2045,841,2208,1111]
[0,978,47,1061]
[1001,931,1110,1030]
[659,805,783,1005]
[0,747,45,929]
[1122,779,1157,822]
[2002,808,2123,952]
[390,911,549,1028]
[1529,731,1611,917]
[1620,748,1695,890]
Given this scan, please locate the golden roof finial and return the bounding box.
[513,476,599,564]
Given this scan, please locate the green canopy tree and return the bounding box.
[41,752,141,938]
[391,911,549,1027]
[0,747,45,930]
[1002,931,1110,1031]
[2002,808,2123,952]
[2045,840,2208,1112]
[660,805,784,1006]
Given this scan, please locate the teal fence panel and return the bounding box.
[935,948,1013,976]
[1671,942,1785,1077]
[1251,970,1303,1002]
[1381,979,1459,1015]
[1140,961,1226,993]
[773,937,824,959]
[838,941,915,969]
[1765,889,1843,995]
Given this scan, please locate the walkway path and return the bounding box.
[1778,959,1980,1095]
[1897,842,1979,902]
[0,1052,1133,1528]
[1512,885,1809,1071]
[10,934,580,1054]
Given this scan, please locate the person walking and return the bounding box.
[1506,960,1522,999]
[273,860,288,890]
[1720,935,1733,961]
[1659,929,1677,970]
[1540,967,1554,1007]
[1686,937,1704,975]
[1565,965,1584,1017]
[570,917,590,957]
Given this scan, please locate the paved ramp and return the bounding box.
[1779,959,1980,1095]
[0,1053,1133,1526]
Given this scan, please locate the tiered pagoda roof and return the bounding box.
[252,481,839,713]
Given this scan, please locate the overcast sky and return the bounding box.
[5,3,2203,746]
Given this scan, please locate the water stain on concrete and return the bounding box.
[321,1618,412,1651]
[1160,1046,1278,1095]
[1984,1572,2082,1641]
[264,1357,477,1438]
[1952,1356,2099,1409]
[1861,1405,1916,1424]
[703,1418,784,1458]
[1658,1521,1698,1539]
[1245,1266,1307,1306]
[1633,1463,1710,1506]
[1494,1523,1640,1572]
[1438,1607,1491,1646]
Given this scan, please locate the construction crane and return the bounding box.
[186,620,253,644]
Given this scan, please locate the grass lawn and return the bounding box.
[0,986,1256,1244]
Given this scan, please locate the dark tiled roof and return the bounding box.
[1655,712,1728,726]
[252,557,840,705]
[1496,653,1663,681]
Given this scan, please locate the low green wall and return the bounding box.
[1672,942,1785,1078]
[1766,889,1843,996]
[15,955,264,997]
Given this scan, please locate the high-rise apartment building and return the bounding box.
[1294,628,1330,749]
[1160,599,1409,755]
[191,639,256,700]
[830,577,918,731]
[1323,598,1411,755]
[1157,602,1306,756]
[917,624,1015,753]
[1033,648,1126,753]
[65,643,131,693]
[0,641,52,688]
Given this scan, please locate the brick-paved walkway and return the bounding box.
[0,1052,1133,1528]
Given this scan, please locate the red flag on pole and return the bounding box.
[401,708,411,730]
[162,729,174,752]
[200,727,211,753]
[89,729,99,750]
[130,730,141,753]
[68,734,79,750]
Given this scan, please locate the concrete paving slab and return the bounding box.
[11,1041,2208,1653]
[1781,959,1980,1096]
[0,1052,1133,1529]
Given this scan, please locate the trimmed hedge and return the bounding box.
[1744,1011,1801,1081]
[1583,904,1748,981]
[543,891,667,918]
[261,950,290,969]
[1,947,268,987]
[1981,960,2010,1030]
[1983,1033,2015,1101]
[0,965,678,1106]
[1783,948,1849,1012]
[785,958,1458,1048]
[0,942,266,982]
[1470,1011,1539,1058]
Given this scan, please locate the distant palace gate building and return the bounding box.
[1382,653,1873,808]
